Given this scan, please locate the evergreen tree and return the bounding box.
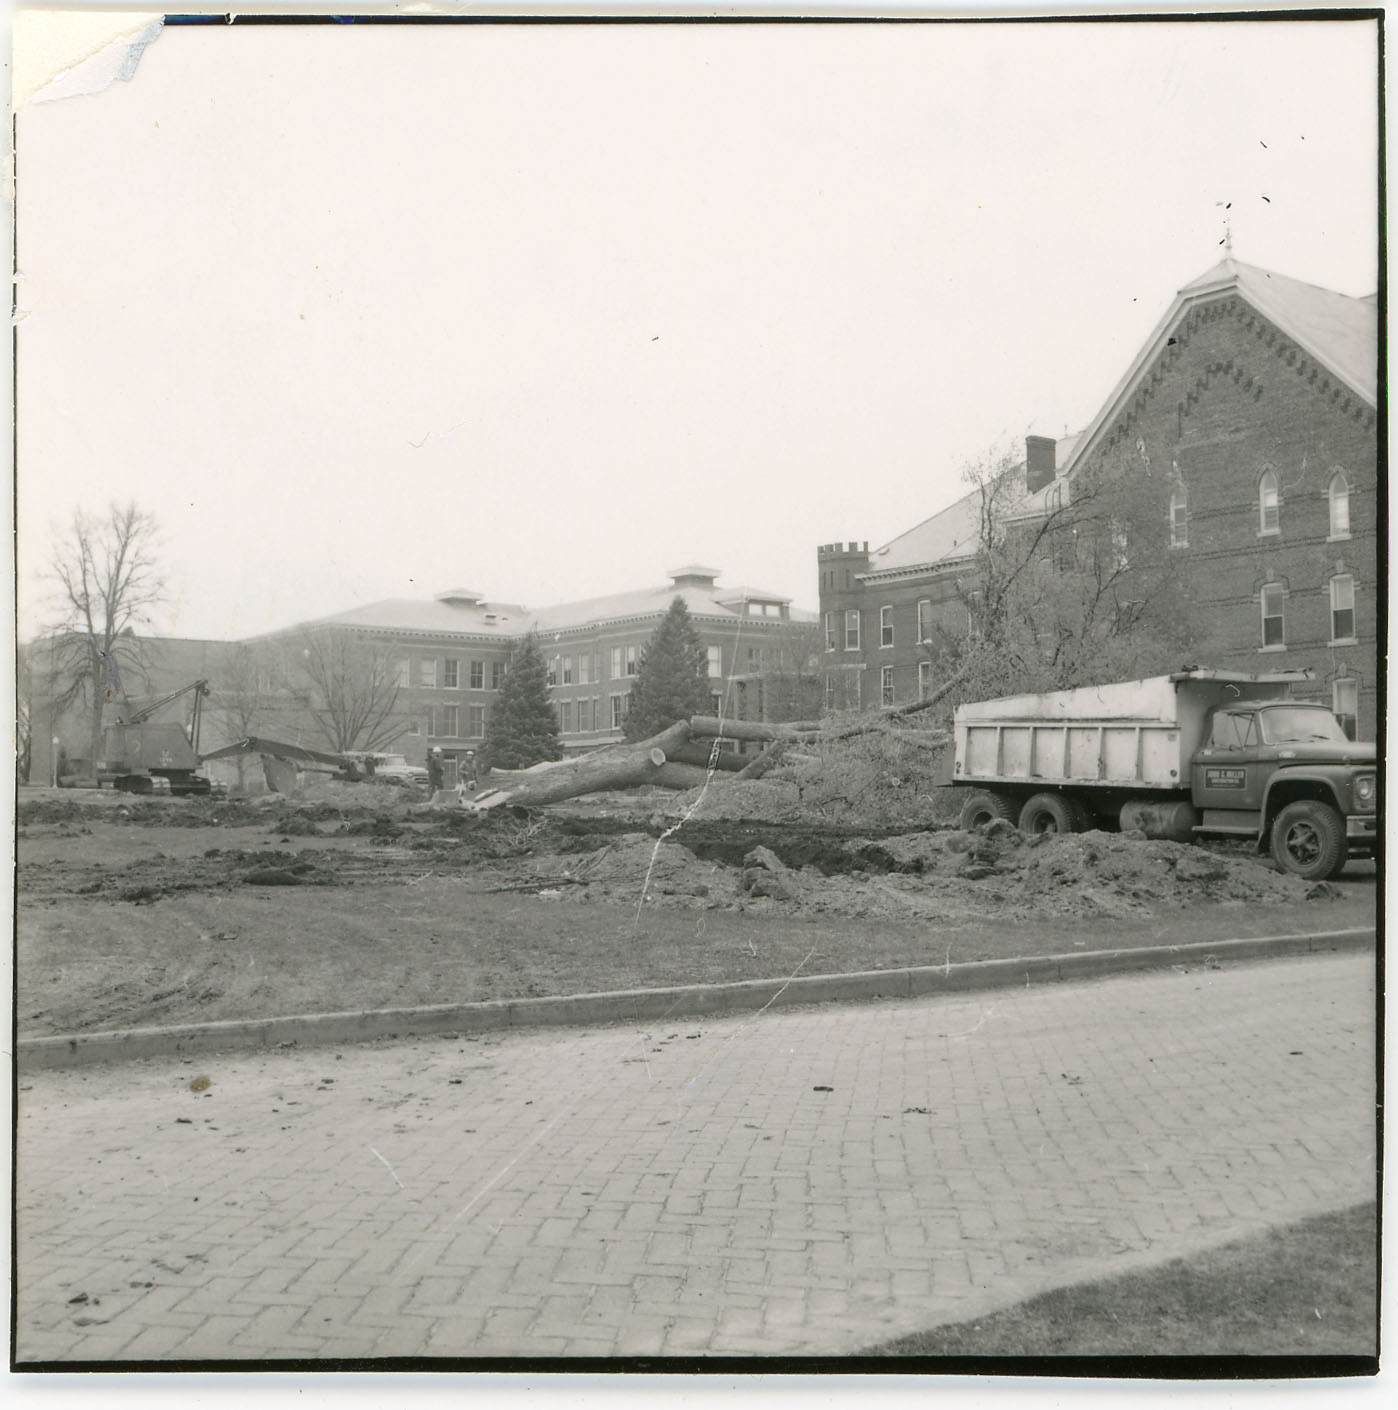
[624,596,712,741]
[482,633,561,769]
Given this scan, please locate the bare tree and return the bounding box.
[928,445,1208,714]
[46,502,165,771]
[296,629,408,754]
[757,620,825,723]
[209,642,274,792]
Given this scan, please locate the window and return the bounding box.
[824,612,838,651]
[1332,678,1358,740]
[467,705,485,738]
[1258,469,1280,534]
[1169,483,1188,548]
[610,647,622,680]
[439,705,459,738]
[562,655,574,685]
[919,661,932,699]
[469,660,483,690]
[1329,472,1351,539]
[625,645,638,676]
[610,694,626,730]
[966,589,984,639]
[844,609,860,651]
[419,659,437,688]
[395,659,410,688]
[577,698,592,732]
[578,653,591,685]
[881,665,895,706]
[443,659,459,689]
[880,605,894,647]
[1210,711,1258,750]
[422,706,435,737]
[547,656,558,687]
[1109,519,1129,571]
[558,700,573,733]
[707,645,723,677]
[1330,576,1356,642]
[917,600,932,643]
[1260,583,1285,648]
[491,661,504,690]
[407,718,420,736]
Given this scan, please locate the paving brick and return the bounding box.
[15,953,1376,1362]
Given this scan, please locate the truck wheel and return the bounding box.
[959,790,1016,831]
[1018,792,1085,836]
[1270,801,1347,881]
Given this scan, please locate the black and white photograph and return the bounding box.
[9,4,1382,1378]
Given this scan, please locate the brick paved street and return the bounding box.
[14,951,1376,1362]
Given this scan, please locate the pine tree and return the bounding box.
[624,596,712,741]
[482,633,561,769]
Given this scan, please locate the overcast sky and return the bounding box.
[14,12,1380,642]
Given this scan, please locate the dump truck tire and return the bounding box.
[959,790,1016,830]
[1270,800,1348,880]
[1018,791,1086,836]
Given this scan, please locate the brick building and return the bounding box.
[25,567,820,786]
[261,566,819,769]
[818,258,1380,737]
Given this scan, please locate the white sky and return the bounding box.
[13,10,1380,642]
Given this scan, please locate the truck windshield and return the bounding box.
[1259,707,1348,745]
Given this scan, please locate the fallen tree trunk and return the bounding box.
[818,664,970,741]
[468,722,691,809]
[651,762,717,790]
[687,716,820,744]
[735,740,787,780]
[666,742,750,773]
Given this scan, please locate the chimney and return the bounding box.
[1025,436,1057,494]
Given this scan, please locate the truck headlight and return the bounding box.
[1354,774,1377,810]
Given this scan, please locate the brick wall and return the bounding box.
[1076,292,1378,736]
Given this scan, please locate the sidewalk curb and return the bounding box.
[18,927,1375,1072]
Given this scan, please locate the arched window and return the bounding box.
[1328,472,1351,539]
[1258,469,1280,534]
[1169,482,1188,548]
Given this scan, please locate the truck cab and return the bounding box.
[1192,701,1378,875]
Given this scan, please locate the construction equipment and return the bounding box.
[97,679,214,795]
[945,668,1378,880]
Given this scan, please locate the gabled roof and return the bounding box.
[1063,257,1377,477]
[864,436,1080,578]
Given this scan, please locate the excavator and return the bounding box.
[96,678,214,795]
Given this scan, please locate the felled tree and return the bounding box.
[482,633,561,770]
[624,596,712,741]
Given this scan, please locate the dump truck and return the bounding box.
[946,669,1378,880]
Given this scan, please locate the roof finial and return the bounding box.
[1215,200,1233,256]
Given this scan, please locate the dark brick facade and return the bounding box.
[817,265,1380,737]
[1074,291,1379,737]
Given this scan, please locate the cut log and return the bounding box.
[666,742,749,773]
[818,665,970,740]
[687,716,820,744]
[468,722,690,809]
[735,740,787,780]
[651,762,717,790]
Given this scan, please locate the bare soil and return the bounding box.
[16,786,1375,1039]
